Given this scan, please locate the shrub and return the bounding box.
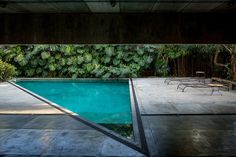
[0,60,16,81]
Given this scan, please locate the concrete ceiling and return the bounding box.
[0,0,235,13]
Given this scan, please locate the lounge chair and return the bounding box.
[177,82,224,95]
[164,77,205,85]
[165,71,206,85]
[177,82,207,92]
[211,77,233,91]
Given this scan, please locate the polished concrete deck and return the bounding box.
[133,78,236,156]
[1,78,236,156]
[0,83,62,114]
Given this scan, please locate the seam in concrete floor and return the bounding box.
[130,78,150,156]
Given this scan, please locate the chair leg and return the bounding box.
[217,88,222,96]
[177,84,184,91]
[211,87,222,96]
[182,86,187,92]
[177,84,181,90]
[211,88,214,96]
[164,79,167,83]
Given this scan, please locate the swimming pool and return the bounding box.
[15,79,133,137]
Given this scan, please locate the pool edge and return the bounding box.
[130,78,150,156]
[8,79,149,156]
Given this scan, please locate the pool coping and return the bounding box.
[130,78,150,156]
[13,77,129,82]
[8,78,149,156]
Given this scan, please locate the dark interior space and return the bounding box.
[0,1,236,157]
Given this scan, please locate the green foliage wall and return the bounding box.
[0,45,157,78]
[0,44,216,78]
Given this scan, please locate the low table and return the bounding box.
[208,83,224,96]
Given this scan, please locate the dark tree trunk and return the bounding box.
[231,45,236,81]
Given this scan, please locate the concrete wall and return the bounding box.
[0,13,235,44]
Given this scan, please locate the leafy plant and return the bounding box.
[0,45,159,78]
[0,60,16,81]
[1,44,222,78]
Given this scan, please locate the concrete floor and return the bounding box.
[133,78,236,156]
[0,83,62,114]
[1,78,236,156]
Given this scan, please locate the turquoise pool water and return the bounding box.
[16,80,132,125]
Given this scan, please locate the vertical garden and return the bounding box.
[0,44,235,81]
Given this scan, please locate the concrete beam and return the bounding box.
[0,13,235,44]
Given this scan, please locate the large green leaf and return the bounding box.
[41,52,50,59]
